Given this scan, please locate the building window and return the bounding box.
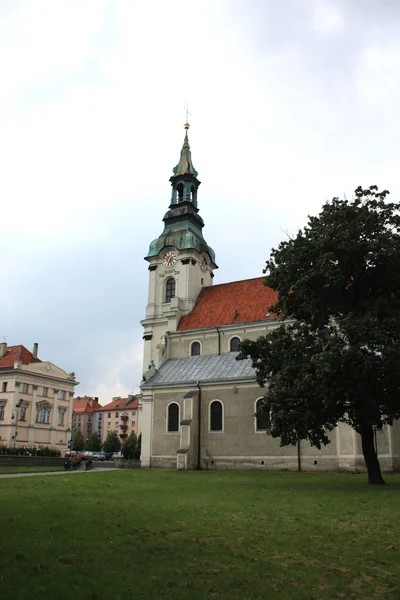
[60,391,66,401]
[107,421,111,427]
[0,403,5,420]
[42,387,48,397]
[22,383,29,394]
[190,341,201,356]
[165,278,176,303]
[36,405,51,424]
[210,400,223,432]
[255,399,270,431]
[230,337,241,352]
[19,405,27,421]
[115,412,119,418]
[58,409,66,426]
[108,412,111,418]
[167,403,179,432]
[131,421,135,427]
[2,382,7,392]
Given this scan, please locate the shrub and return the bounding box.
[70,457,82,470]
[0,444,60,457]
[85,458,93,471]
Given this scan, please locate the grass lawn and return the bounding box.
[0,470,399,600]
[0,466,64,475]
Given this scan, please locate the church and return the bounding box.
[139,121,400,472]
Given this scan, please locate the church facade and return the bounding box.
[139,122,400,473]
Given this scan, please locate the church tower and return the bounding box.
[141,121,217,372]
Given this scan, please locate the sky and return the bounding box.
[1,0,399,404]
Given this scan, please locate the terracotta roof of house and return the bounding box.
[177,277,279,331]
[0,345,42,368]
[73,396,103,414]
[98,396,139,412]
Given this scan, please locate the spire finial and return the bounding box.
[184,101,191,130]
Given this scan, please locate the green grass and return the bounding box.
[0,470,399,600]
[0,466,64,475]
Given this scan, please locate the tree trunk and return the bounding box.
[359,425,385,485]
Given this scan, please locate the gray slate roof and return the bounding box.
[142,352,256,387]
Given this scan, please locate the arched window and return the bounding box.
[210,400,223,432]
[255,398,270,431]
[191,341,201,356]
[177,183,184,203]
[167,403,179,432]
[165,278,176,303]
[230,337,241,352]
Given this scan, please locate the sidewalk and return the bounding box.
[0,467,120,479]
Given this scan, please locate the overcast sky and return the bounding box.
[1,0,399,404]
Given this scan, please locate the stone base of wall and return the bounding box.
[113,459,141,469]
[151,456,176,469]
[0,456,64,467]
[151,454,397,473]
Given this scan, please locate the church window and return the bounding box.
[165,278,176,303]
[255,398,270,432]
[230,337,241,352]
[209,400,223,432]
[167,402,180,432]
[190,341,201,356]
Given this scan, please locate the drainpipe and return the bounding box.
[297,439,301,471]
[216,327,221,355]
[197,381,201,470]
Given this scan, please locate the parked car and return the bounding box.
[112,451,124,460]
[105,452,115,461]
[92,452,106,461]
[64,450,79,458]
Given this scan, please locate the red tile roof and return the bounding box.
[0,345,42,368]
[98,396,139,412]
[178,277,279,331]
[73,396,103,414]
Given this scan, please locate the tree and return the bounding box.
[122,432,137,459]
[102,430,121,453]
[72,428,85,451]
[86,432,102,452]
[135,433,142,460]
[238,186,400,484]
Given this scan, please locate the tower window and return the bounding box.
[255,398,270,431]
[177,183,184,203]
[210,400,223,432]
[167,403,180,432]
[230,337,241,352]
[165,278,176,303]
[191,341,201,356]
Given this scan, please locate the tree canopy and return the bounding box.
[102,430,121,453]
[238,186,400,484]
[72,427,85,451]
[86,432,102,452]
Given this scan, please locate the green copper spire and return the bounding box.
[145,120,217,267]
[172,123,198,177]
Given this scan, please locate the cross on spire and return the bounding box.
[184,101,191,129]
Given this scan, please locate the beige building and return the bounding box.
[97,396,140,444]
[139,123,400,472]
[0,342,78,451]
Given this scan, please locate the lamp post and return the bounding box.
[11,400,23,448]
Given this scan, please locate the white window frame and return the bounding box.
[208,400,224,433]
[58,408,66,426]
[0,402,6,420]
[229,335,242,352]
[36,403,51,424]
[166,401,180,434]
[189,340,202,356]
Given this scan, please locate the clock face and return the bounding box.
[163,251,177,267]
